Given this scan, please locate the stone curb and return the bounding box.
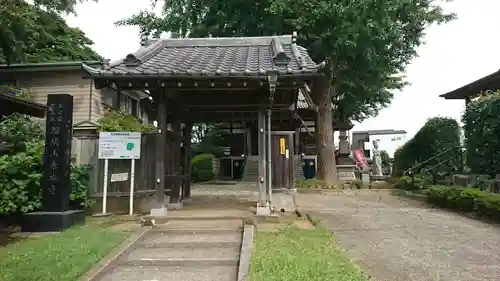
[79,227,150,281]
[237,224,255,281]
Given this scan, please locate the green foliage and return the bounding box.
[191,123,229,157]
[0,0,101,65]
[426,186,500,219]
[0,141,44,214]
[191,153,215,182]
[463,91,500,176]
[70,164,94,209]
[392,117,461,177]
[118,0,454,123]
[0,113,44,155]
[96,110,155,133]
[0,114,93,217]
[294,179,339,189]
[393,175,423,190]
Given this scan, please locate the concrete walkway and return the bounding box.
[94,219,243,281]
[296,190,500,281]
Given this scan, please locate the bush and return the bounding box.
[425,185,500,219]
[393,175,424,190]
[191,153,215,182]
[463,91,500,176]
[0,114,93,218]
[392,117,461,177]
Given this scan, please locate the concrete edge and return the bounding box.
[237,224,255,281]
[79,227,150,281]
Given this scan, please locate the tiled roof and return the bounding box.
[82,33,322,77]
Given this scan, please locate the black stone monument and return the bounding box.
[21,94,85,232]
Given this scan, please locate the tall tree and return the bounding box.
[0,0,100,64]
[118,0,454,185]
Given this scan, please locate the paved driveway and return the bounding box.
[296,190,500,281]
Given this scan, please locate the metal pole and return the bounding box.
[266,109,272,204]
[129,159,135,215]
[258,111,266,207]
[102,159,108,214]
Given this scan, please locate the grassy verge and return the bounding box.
[250,226,368,281]
[0,224,129,281]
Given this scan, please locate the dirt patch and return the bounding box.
[294,219,314,229]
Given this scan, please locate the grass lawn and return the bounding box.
[0,224,129,281]
[250,226,368,281]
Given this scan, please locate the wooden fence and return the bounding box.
[74,133,157,197]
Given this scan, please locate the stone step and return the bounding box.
[157,219,243,231]
[98,265,237,281]
[140,241,242,249]
[121,245,240,266]
[140,231,242,245]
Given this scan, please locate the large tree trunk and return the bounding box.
[314,81,338,186]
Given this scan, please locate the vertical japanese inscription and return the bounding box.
[42,94,73,212]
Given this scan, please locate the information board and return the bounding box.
[98,132,142,159]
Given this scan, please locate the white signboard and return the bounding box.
[110,173,129,182]
[98,132,141,159]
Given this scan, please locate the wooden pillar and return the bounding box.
[151,90,167,216]
[182,122,193,200]
[169,104,182,205]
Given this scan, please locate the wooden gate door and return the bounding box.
[270,133,294,189]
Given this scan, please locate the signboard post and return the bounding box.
[98,132,141,215]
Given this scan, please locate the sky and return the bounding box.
[64,0,500,156]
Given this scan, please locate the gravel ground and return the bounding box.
[296,190,500,281]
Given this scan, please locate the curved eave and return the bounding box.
[82,64,321,80]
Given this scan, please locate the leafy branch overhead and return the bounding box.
[0,0,101,64]
[117,0,455,122]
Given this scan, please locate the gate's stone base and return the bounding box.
[271,188,296,213]
[256,202,271,216]
[150,207,168,217]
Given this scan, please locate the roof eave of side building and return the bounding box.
[0,61,104,74]
[439,69,500,100]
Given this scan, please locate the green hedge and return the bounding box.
[463,91,500,176]
[191,153,215,182]
[392,117,461,177]
[426,186,500,219]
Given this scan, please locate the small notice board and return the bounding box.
[98,132,141,160]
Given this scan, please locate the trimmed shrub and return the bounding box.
[392,117,461,177]
[393,175,424,190]
[191,153,215,182]
[425,185,500,219]
[463,91,500,176]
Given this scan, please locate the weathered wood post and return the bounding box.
[150,89,168,217]
[169,104,183,209]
